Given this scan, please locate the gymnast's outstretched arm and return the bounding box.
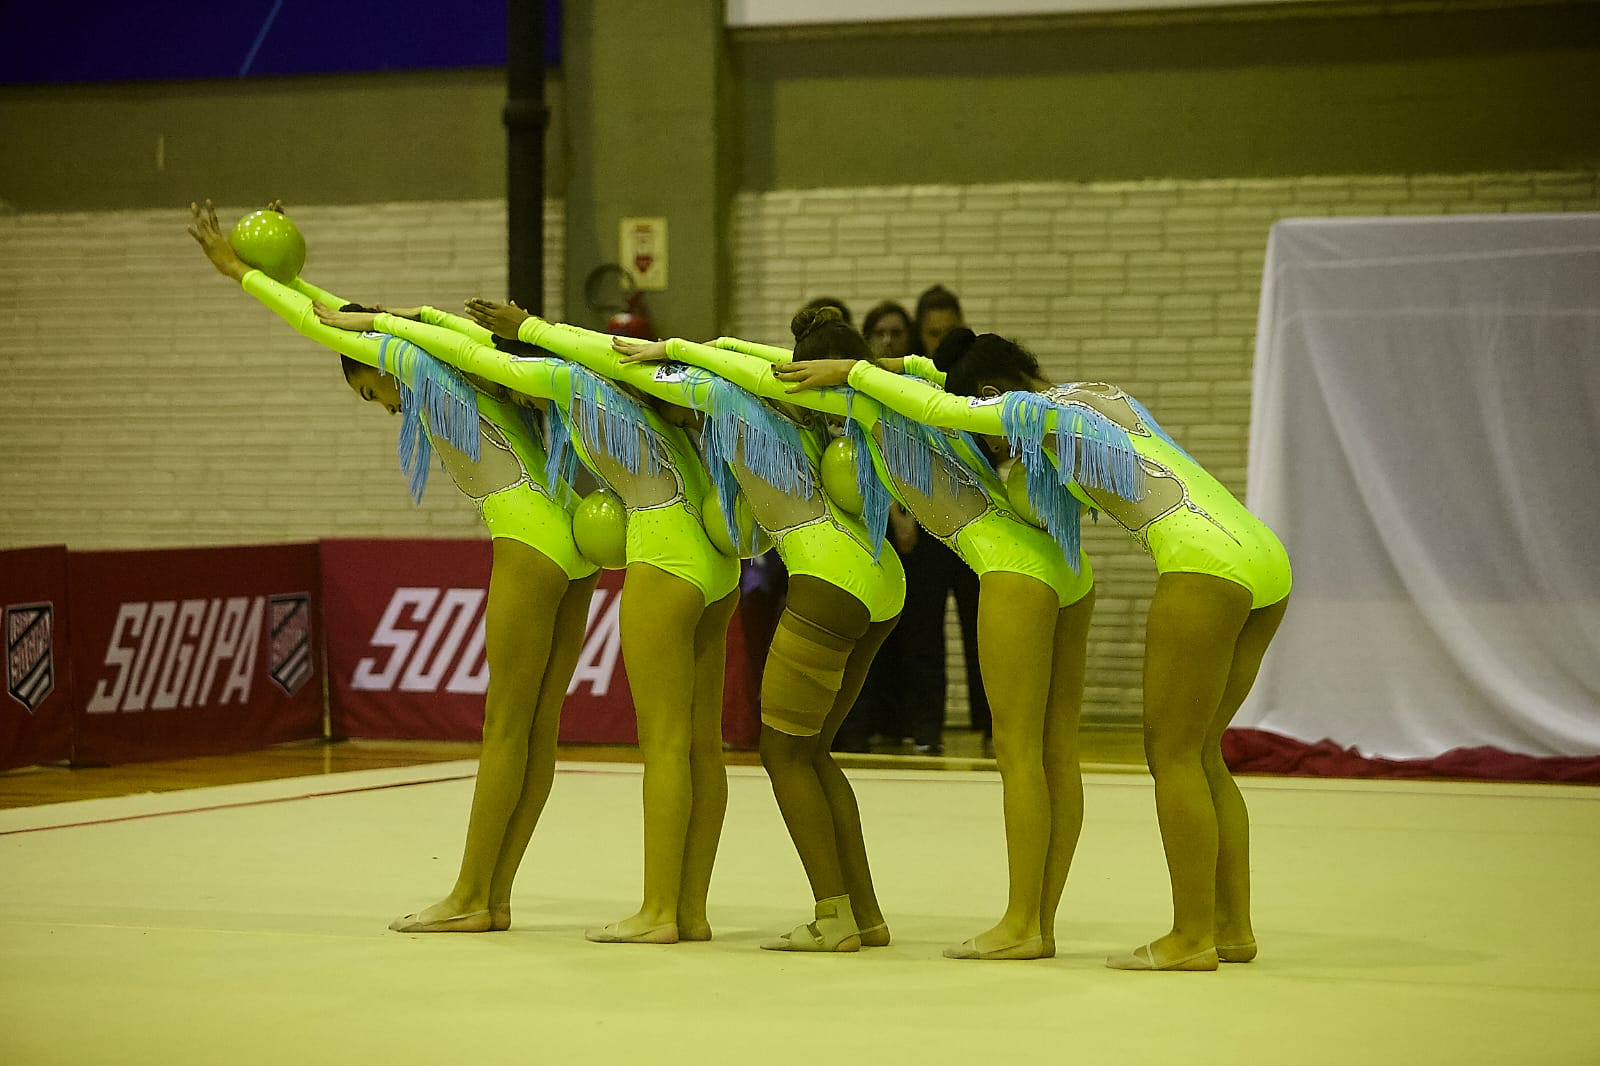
[342,310,577,403]
[657,339,857,421]
[706,336,794,364]
[778,358,1011,437]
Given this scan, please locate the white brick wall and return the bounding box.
[4,172,1596,726]
[730,170,1600,726]
[0,199,562,550]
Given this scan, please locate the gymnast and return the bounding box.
[616,307,1098,960]
[188,200,600,935]
[776,329,1291,971]
[305,297,744,947]
[462,300,905,953]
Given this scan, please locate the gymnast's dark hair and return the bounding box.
[801,295,853,326]
[790,304,872,363]
[336,303,383,383]
[942,331,1041,397]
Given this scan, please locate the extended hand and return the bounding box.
[771,358,857,392]
[613,338,672,364]
[314,302,377,332]
[187,199,250,282]
[464,298,530,339]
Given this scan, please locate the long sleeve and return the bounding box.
[517,317,718,411]
[902,355,946,385]
[846,360,1006,435]
[663,339,857,421]
[241,270,386,368]
[288,275,348,310]
[709,336,794,364]
[419,306,496,346]
[371,312,571,401]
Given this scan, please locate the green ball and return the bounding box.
[703,489,771,558]
[1004,460,1045,528]
[820,436,863,516]
[573,489,628,569]
[228,210,306,283]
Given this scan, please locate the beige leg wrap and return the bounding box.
[761,613,854,737]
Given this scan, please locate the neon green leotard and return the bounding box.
[238,270,597,581]
[364,312,738,606]
[514,319,906,624]
[846,362,1292,609]
[661,340,1093,609]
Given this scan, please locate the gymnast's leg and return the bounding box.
[390,539,572,933]
[1038,585,1093,957]
[587,562,709,944]
[1204,595,1288,962]
[675,587,739,941]
[759,575,873,952]
[1108,571,1252,971]
[483,568,600,929]
[815,615,897,944]
[943,570,1060,960]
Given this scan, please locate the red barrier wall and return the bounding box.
[67,544,324,764]
[320,539,761,749]
[1,545,75,771]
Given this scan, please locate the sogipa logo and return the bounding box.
[85,596,302,713]
[6,602,55,713]
[351,586,622,696]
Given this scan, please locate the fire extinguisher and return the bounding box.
[584,263,655,340]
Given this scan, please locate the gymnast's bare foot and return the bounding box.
[675,909,713,941]
[851,903,890,946]
[1215,938,1258,963]
[943,922,1048,960]
[1106,932,1218,971]
[585,911,679,944]
[389,897,494,934]
[1214,916,1257,962]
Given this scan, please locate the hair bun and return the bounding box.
[934,326,978,367]
[791,305,844,341]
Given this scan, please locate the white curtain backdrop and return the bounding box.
[1237,214,1600,759]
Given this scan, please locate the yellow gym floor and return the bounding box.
[2,749,1597,1064]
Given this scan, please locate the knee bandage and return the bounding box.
[761,614,854,737]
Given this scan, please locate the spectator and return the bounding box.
[862,300,914,360]
[914,285,965,369]
[904,284,992,754]
[833,298,942,753]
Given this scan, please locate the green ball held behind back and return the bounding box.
[228,210,307,283]
[820,436,863,516]
[573,489,628,569]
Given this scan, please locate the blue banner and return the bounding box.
[1,0,560,85]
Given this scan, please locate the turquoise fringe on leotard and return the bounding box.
[572,365,662,479]
[701,375,813,554]
[1000,390,1141,570]
[378,335,481,503]
[1125,393,1193,460]
[844,413,891,561]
